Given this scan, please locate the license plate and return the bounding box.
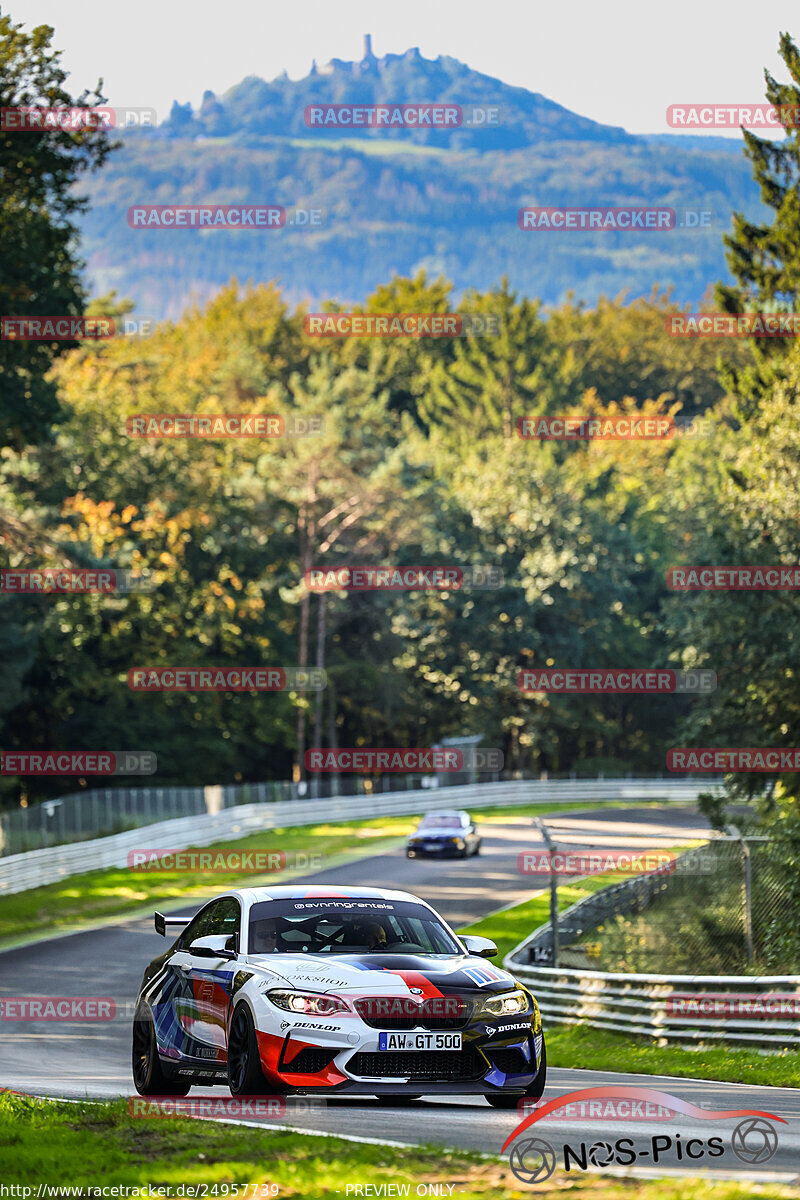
[378,1032,462,1051]
[424,842,442,851]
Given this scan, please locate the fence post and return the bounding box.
[534,818,558,969]
[727,824,754,966]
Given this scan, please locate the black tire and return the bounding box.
[484,1039,546,1108]
[374,1095,422,1105]
[228,1003,274,1096]
[473,841,481,856]
[132,1005,191,1096]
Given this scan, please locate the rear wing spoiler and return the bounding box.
[154,911,191,937]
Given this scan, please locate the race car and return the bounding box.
[132,884,545,1107]
[406,811,482,858]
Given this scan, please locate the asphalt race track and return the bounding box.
[1,806,799,1182]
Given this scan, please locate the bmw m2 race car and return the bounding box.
[132,885,545,1107]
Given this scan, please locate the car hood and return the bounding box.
[244,952,516,994]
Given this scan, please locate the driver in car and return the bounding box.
[251,919,279,953]
[357,920,388,952]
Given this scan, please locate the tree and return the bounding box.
[0,10,117,451]
[716,32,800,407]
[545,289,744,419]
[256,354,427,780]
[418,278,547,439]
[665,353,800,807]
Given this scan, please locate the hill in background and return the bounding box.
[78,38,762,319]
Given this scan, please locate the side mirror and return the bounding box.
[189,934,236,960]
[460,934,498,959]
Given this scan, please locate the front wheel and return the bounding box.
[132,1005,190,1096]
[484,1040,547,1108]
[228,1003,274,1096]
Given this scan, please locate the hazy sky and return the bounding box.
[8,0,799,137]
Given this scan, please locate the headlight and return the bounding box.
[267,990,350,1015]
[480,989,529,1017]
[451,838,465,847]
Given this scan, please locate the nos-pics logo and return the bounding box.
[502,1086,783,1185]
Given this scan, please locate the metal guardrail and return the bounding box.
[0,777,712,896]
[0,774,438,856]
[504,846,800,1048]
[0,770,723,857]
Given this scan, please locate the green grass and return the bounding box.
[2,1092,798,1199]
[460,872,800,1089]
[546,1023,800,1089]
[0,799,644,950]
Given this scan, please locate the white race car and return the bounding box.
[132,885,546,1107]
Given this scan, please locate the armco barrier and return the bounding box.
[0,777,713,895]
[504,865,800,1049]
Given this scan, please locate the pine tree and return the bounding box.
[716,32,800,407]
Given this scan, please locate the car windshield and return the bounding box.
[248,898,464,956]
[418,815,462,829]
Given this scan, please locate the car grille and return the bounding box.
[282,1047,338,1074]
[347,1048,485,1081]
[353,997,473,1031]
[488,1047,530,1074]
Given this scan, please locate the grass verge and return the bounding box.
[546,1023,800,1089]
[1,1093,797,1199]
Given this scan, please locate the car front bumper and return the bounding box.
[257,1014,544,1094]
